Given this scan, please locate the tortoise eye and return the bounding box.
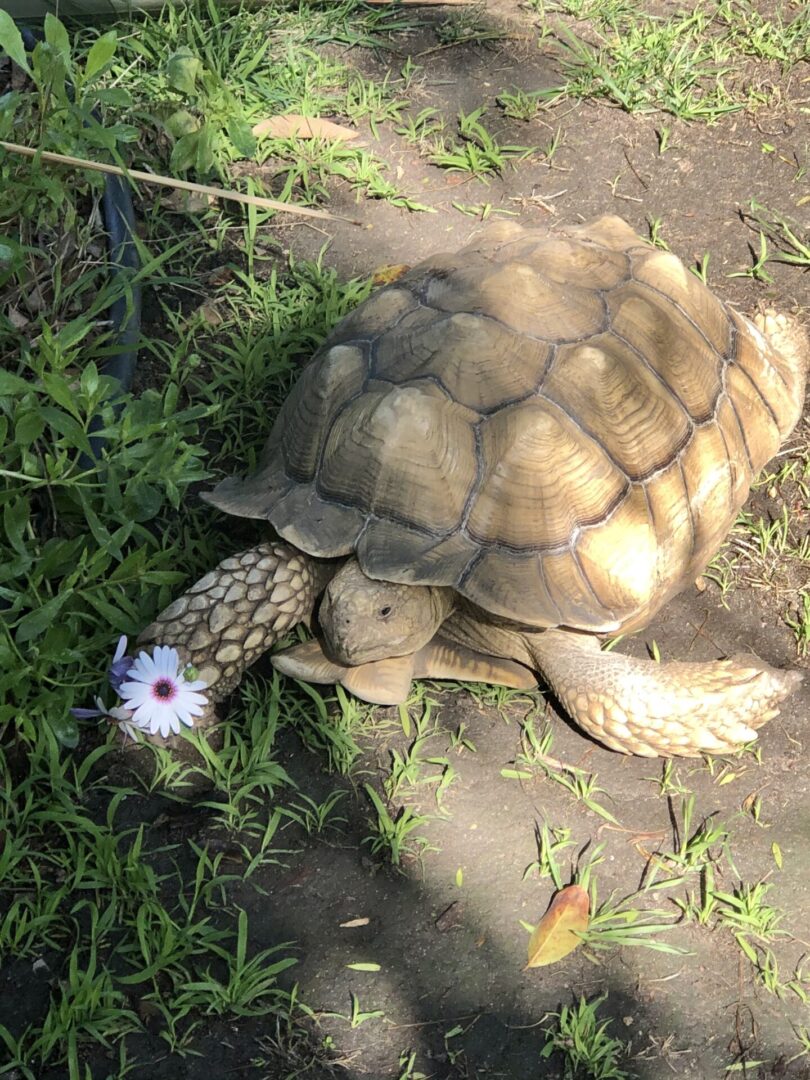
[379,606,392,618]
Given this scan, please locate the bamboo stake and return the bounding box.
[0,141,360,225]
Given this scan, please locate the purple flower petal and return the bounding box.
[108,657,133,693]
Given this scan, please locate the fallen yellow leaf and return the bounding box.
[371,264,411,287]
[526,884,589,969]
[251,115,358,141]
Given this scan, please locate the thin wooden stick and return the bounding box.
[0,141,360,225]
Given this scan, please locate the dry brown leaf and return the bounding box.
[163,188,217,214]
[526,884,589,969]
[7,306,29,330]
[340,917,370,928]
[194,301,224,327]
[252,115,358,141]
[372,264,411,287]
[205,266,234,287]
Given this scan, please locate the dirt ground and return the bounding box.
[30,3,809,1077]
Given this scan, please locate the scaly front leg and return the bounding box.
[135,540,334,739]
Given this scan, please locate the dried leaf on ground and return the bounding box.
[251,115,358,141]
[193,301,224,327]
[526,884,589,969]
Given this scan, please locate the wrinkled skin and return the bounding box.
[318,559,453,665]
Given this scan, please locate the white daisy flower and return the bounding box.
[109,705,143,743]
[119,645,209,739]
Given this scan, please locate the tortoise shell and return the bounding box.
[207,216,803,634]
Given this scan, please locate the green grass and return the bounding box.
[537,0,810,121]
[541,995,632,1079]
[362,783,435,867]
[0,4,427,1073]
[428,106,537,181]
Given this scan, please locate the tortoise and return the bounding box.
[142,215,807,757]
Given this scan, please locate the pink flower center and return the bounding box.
[151,678,177,703]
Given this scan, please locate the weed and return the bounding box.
[449,722,477,753]
[728,230,774,283]
[435,4,504,47]
[549,0,810,123]
[714,881,785,943]
[281,790,348,836]
[540,764,619,826]
[524,821,576,885]
[541,995,632,1079]
[429,107,536,181]
[647,216,669,250]
[172,909,296,1018]
[396,107,445,144]
[656,126,672,153]
[385,697,458,805]
[584,888,685,955]
[328,992,385,1028]
[286,682,370,776]
[363,784,434,867]
[649,795,732,882]
[748,203,810,268]
[499,87,544,122]
[786,592,810,656]
[690,252,711,284]
[648,760,691,797]
[398,1048,429,1079]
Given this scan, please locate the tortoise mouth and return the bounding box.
[325,637,414,666]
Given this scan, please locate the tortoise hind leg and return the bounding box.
[529,629,802,757]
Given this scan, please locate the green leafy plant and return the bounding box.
[429,107,535,180]
[541,995,632,1079]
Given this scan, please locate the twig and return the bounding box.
[0,141,360,225]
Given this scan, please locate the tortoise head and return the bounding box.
[319,558,454,665]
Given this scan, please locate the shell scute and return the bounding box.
[544,335,692,481]
[426,260,607,342]
[318,385,478,535]
[469,400,628,550]
[373,310,552,411]
[606,284,725,423]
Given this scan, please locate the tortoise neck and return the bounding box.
[429,586,457,628]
